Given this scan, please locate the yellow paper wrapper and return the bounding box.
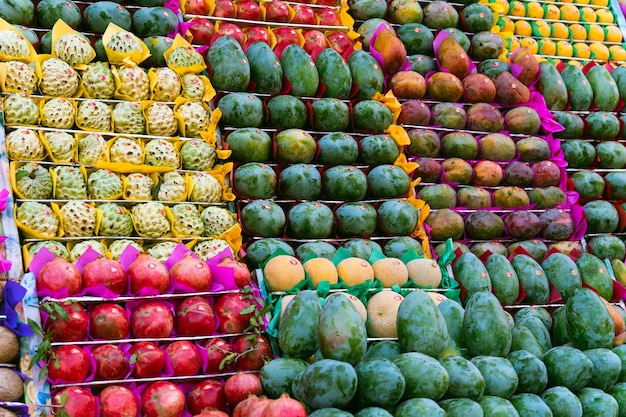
[338,1,355,28]
[182,74,215,102]
[0,18,37,63]
[121,172,160,200]
[408,197,431,258]
[50,164,87,199]
[9,161,51,200]
[187,222,244,259]
[210,163,235,202]
[164,34,207,76]
[394,152,419,177]
[0,61,37,93]
[36,54,84,98]
[14,202,64,239]
[373,91,401,122]
[2,93,42,127]
[200,129,231,161]
[102,23,151,67]
[50,20,96,70]
[169,204,205,238]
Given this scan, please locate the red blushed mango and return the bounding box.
[463,73,496,103]
[389,71,427,99]
[373,29,407,75]
[473,160,504,187]
[510,47,540,86]
[437,35,470,79]
[427,72,464,102]
[494,71,530,106]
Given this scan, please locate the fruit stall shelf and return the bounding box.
[48,332,255,348]
[511,0,612,9]
[504,15,620,26]
[185,14,351,32]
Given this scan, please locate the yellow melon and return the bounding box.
[539,39,557,56]
[366,290,404,338]
[551,22,570,39]
[556,40,574,57]
[372,257,409,287]
[406,258,443,287]
[544,4,561,19]
[263,255,305,292]
[342,293,367,323]
[525,2,544,18]
[580,6,597,22]
[573,42,591,58]
[590,42,610,60]
[569,23,588,40]
[514,21,532,36]
[591,0,608,5]
[337,257,375,286]
[567,60,585,69]
[586,24,605,41]
[303,257,338,288]
[610,45,626,62]
[596,9,614,23]
[533,21,551,37]
[499,17,515,33]
[606,26,623,42]
[279,294,296,320]
[519,37,538,54]
[509,1,526,16]
[560,4,581,21]
[427,291,448,305]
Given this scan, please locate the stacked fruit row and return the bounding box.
[499,0,626,63]
[30,240,269,417]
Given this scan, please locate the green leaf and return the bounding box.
[152,176,163,200]
[53,303,69,322]
[28,318,44,338]
[60,392,68,406]
[54,357,61,370]
[130,354,138,364]
[38,365,48,381]
[249,317,259,327]
[219,353,237,370]
[15,169,29,182]
[239,305,256,315]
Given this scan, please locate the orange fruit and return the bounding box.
[590,42,610,60]
[539,39,557,56]
[605,25,623,42]
[515,20,532,36]
[532,20,551,37]
[587,24,605,41]
[575,0,591,5]
[580,6,597,22]
[596,9,615,23]
[551,22,570,38]
[573,42,592,58]
[610,45,626,62]
[303,257,338,288]
[591,0,609,5]
[264,255,305,291]
[544,4,560,19]
[556,40,574,57]
[372,257,409,287]
[336,257,375,286]
[509,0,526,16]
[525,1,544,18]
[567,60,585,69]
[499,16,515,32]
[521,37,539,54]
[569,23,588,40]
[366,290,404,338]
[406,258,443,287]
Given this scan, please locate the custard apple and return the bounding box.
[180,140,216,171]
[28,241,70,261]
[6,128,45,160]
[131,202,171,238]
[0,30,30,60]
[3,61,38,93]
[16,201,59,237]
[170,203,204,237]
[190,172,222,203]
[15,162,53,200]
[97,203,134,236]
[112,101,145,134]
[60,201,96,237]
[176,101,211,138]
[88,169,123,199]
[167,46,204,71]
[156,171,186,201]
[3,93,38,125]
[107,31,144,55]
[125,173,154,200]
[70,239,105,261]
[116,66,149,101]
[108,239,143,261]
[54,33,94,67]
[152,67,181,102]
[42,131,75,162]
[81,62,115,99]
[77,133,107,164]
[181,74,205,100]
[144,139,180,168]
[76,99,112,131]
[109,136,144,165]
[40,98,76,129]
[193,239,230,261]
[201,206,236,237]
[147,241,179,263]
[40,58,79,97]
[145,102,177,136]
[53,165,87,200]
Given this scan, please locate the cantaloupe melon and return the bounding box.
[303,257,339,288]
[406,258,443,287]
[337,257,375,286]
[344,293,368,323]
[372,257,409,287]
[263,255,305,291]
[366,290,404,338]
[0,326,18,363]
[0,368,23,401]
[427,291,448,305]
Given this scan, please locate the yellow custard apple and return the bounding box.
[16,201,59,237]
[97,202,134,237]
[3,93,38,125]
[144,139,180,168]
[107,31,143,55]
[167,46,204,71]
[76,99,112,131]
[4,61,38,93]
[108,239,143,261]
[6,128,45,160]
[0,30,30,61]
[29,241,70,260]
[156,171,186,201]
[170,203,204,237]
[193,239,230,261]
[180,140,216,171]
[200,206,236,237]
[54,33,95,67]
[145,102,177,136]
[176,101,211,138]
[87,169,123,199]
[15,162,53,200]
[131,201,171,238]
[42,131,75,162]
[116,66,150,101]
[53,165,87,200]
[112,101,145,134]
[60,201,96,237]
[81,62,115,99]
[109,136,144,165]
[40,58,79,97]
[70,239,105,261]
[125,173,154,200]
[152,67,181,102]
[181,74,205,100]
[77,133,107,164]
[189,171,222,203]
[147,241,179,263]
